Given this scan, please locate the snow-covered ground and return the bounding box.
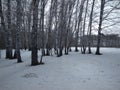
[0,48,120,90]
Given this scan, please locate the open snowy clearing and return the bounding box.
[0,48,120,90]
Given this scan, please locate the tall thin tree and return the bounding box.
[87,0,95,54]
[95,0,105,55]
[16,0,22,63]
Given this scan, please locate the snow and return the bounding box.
[0,48,120,90]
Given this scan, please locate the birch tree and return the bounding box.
[31,0,40,65]
[87,0,95,54]
[46,0,54,56]
[0,0,5,59]
[95,0,105,55]
[64,0,75,55]
[15,0,22,63]
[40,0,47,64]
[81,0,89,54]
[5,0,13,59]
[75,0,86,52]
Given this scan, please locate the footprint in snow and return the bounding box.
[22,73,38,78]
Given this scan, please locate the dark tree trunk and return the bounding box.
[57,48,63,57]
[95,0,105,55]
[13,50,17,59]
[88,0,95,54]
[74,0,79,52]
[65,47,68,55]
[0,0,13,59]
[57,0,65,57]
[31,0,40,65]
[46,49,50,56]
[45,0,54,56]
[16,0,22,63]
[69,47,72,52]
[75,0,85,52]
[64,1,75,55]
[81,0,88,54]
[40,0,46,64]
[75,46,79,52]
[6,0,13,59]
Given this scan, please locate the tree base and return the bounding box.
[17,61,23,63]
[75,47,79,52]
[45,54,50,56]
[65,53,69,55]
[69,48,72,52]
[88,52,92,54]
[95,52,102,55]
[57,55,62,57]
[31,63,39,66]
[13,51,17,59]
[75,49,79,52]
[8,57,15,60]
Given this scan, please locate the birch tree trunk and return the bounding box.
[46,0,54,56]
[64,0,75,55]
[54,0,59,56]
[74,0,79,52]
[6,0,13,59]
[81,0,89,54]
[16,0,22,63]
[28,1,33,51]
[87,0,95,54]
[0,0,12,59]
[95,0,105,55]
[57,0,65,57]
[40,0,46,64]
[75,0,85,52]
[31,0,40,65]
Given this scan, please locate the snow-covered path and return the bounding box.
[0,48,120,90]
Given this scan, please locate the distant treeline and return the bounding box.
[0,30,120,49]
